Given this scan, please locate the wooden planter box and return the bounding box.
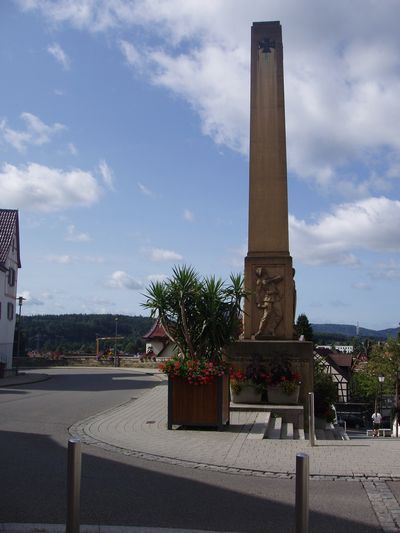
[168,374,230,430]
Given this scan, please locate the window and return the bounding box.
[8,267,15,287]
[0,302,1,319]
[7,302,14,320]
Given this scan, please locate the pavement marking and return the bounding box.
[363,480,400,531]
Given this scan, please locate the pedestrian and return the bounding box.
[372,411,382,437]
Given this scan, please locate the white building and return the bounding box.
[316,344,354,354]
[0,210,21,371]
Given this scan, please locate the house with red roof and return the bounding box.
[314,346,352,403]
[142,319,175,359]
[0,209,21,372]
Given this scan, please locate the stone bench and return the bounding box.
[366,428,392,437]
[230,403,304,429]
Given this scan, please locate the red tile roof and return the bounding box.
[0,209,21,268]
[329,353,352,368]
[143,319,168,339]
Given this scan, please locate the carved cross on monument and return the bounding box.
[243,21,296,340]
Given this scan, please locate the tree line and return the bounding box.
[14,314,154,355]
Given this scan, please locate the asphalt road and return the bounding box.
[0,368,382,532]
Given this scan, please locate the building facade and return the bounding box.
[0,210,21,370]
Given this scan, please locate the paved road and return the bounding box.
[0,368,385,531]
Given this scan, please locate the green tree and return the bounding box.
[142,265,246,360]
[351,338,400,402]
[295,313,313,341]
[18,314,153,353]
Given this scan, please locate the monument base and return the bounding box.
[226,340,314,428]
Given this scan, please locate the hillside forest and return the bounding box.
[13,313,399,357]
[14,314,154,355]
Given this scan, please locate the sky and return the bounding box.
[1,0,400,330]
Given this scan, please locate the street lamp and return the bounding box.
[114,318,119,368]
[16,296,26,374]
[378,375,385,413]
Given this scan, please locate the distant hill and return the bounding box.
[15,314,399,354]
[16,314,154,354]
[312,323,399,341]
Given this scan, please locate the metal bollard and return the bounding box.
[308,392,316,447]
[295,453,309,533]
[66,438,81,533]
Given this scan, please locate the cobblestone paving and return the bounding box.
[363,481,400,532]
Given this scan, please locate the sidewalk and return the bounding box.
[70,380,400,480]
[2,370,400,532]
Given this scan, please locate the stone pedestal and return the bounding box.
[226,340,313,427]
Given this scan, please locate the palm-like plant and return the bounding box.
[142,265,246,361]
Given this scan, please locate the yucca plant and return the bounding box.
[142,265,246,362]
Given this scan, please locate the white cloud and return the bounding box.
[137,182,152,196]
[149,45,249,153]
[119,39,142,67]
[65,224,91,242]
[16,1,400,195]
[0,119,30,152]
[98,159,115,190]
[0,162,101,211]
[290,197,400,265]
[145,247,183,262]
[48,42,70,69]
[147,273,168,283]
[45,254,104,264]
[183,208,194,222]
[46,254,72,264]
[19,290,45,306]
[106,270,142,290]
[352,282,372,290]
[0,112,65,152]
[68,142,78,155]
[372,260,400,281]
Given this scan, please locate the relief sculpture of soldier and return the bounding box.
[254,267,283,338]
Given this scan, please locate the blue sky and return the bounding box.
[1,0,400,330]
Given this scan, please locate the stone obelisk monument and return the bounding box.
[227,21,313,418]
[244,21,294,340]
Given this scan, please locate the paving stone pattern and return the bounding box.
[363,481,400,532]
[69,382,400,531]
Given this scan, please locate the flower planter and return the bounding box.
[168,374,230,430]
[230,384,262,404]
[267,384,300,405]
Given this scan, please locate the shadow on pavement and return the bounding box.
[0,429,381,532]
[4,370,162,393]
